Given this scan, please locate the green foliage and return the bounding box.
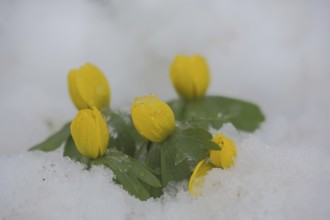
[144,143,164,198]
[168,96,265,132]
[63,136,90,164]
[91,149,162,201]
[29,122,71,151]
[64,135,161,200]
[148,128,219,187]
[108,111,136,157]
[28,95,265,200]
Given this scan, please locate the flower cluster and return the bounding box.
[68,55,214,160]
[30,53,264,200]
[68,63,110,159]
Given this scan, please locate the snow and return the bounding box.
[1,0,330,219]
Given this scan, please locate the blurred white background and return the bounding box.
[0,0,329,151]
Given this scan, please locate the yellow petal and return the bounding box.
[169,54,210,100]
[131,95,175,143]
[210,133,237,169]
[188,160,214,196]
[70,106,109,159]
[68,63,110,110]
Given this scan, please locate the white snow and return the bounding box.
[1,0,330,219]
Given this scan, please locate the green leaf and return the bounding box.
[144,144,163,198]
[140,180,163,198]
[168,95,265,132]
[108,111,136,157]
[134,140,148,161]
[63,136,80,159]
[126,159,162,188]
[92,150,161,201]
[114,168,150,200]
[159,141,191,187]
[29,122,71,151]
[145,143,161,175]
[148,127,219,187]
[63,136,90,164]
[167,128,219,163]
[171,128,219,163]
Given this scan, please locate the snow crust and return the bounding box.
[1,0,330,219]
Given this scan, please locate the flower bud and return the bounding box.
[210,134,237,169]
[169,54,210,100]
[131,95,175,143]
[70,106,109,159]
[68,63,110,110]
[188,159,214,196]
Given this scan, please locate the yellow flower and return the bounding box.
[210,134,237,169]
[169,54,210,100]
[131,95,175,143]
[70,106,109,159]
[68,63,110,110]
[188,159,214,196]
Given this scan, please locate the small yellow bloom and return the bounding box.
[70,106,109,159]
[68,63,110,110]
[210,134,237,169]
[169,54,210,100]
[188,159,214,196]
[131,95,175,143]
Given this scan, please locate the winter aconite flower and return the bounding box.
[70,106,109,159]
[210,134,237,169]
[68,63,110,110]
[131,95,175,143]
[188,160,214,196]
[189,134,237,196]
[169,54,210,100]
